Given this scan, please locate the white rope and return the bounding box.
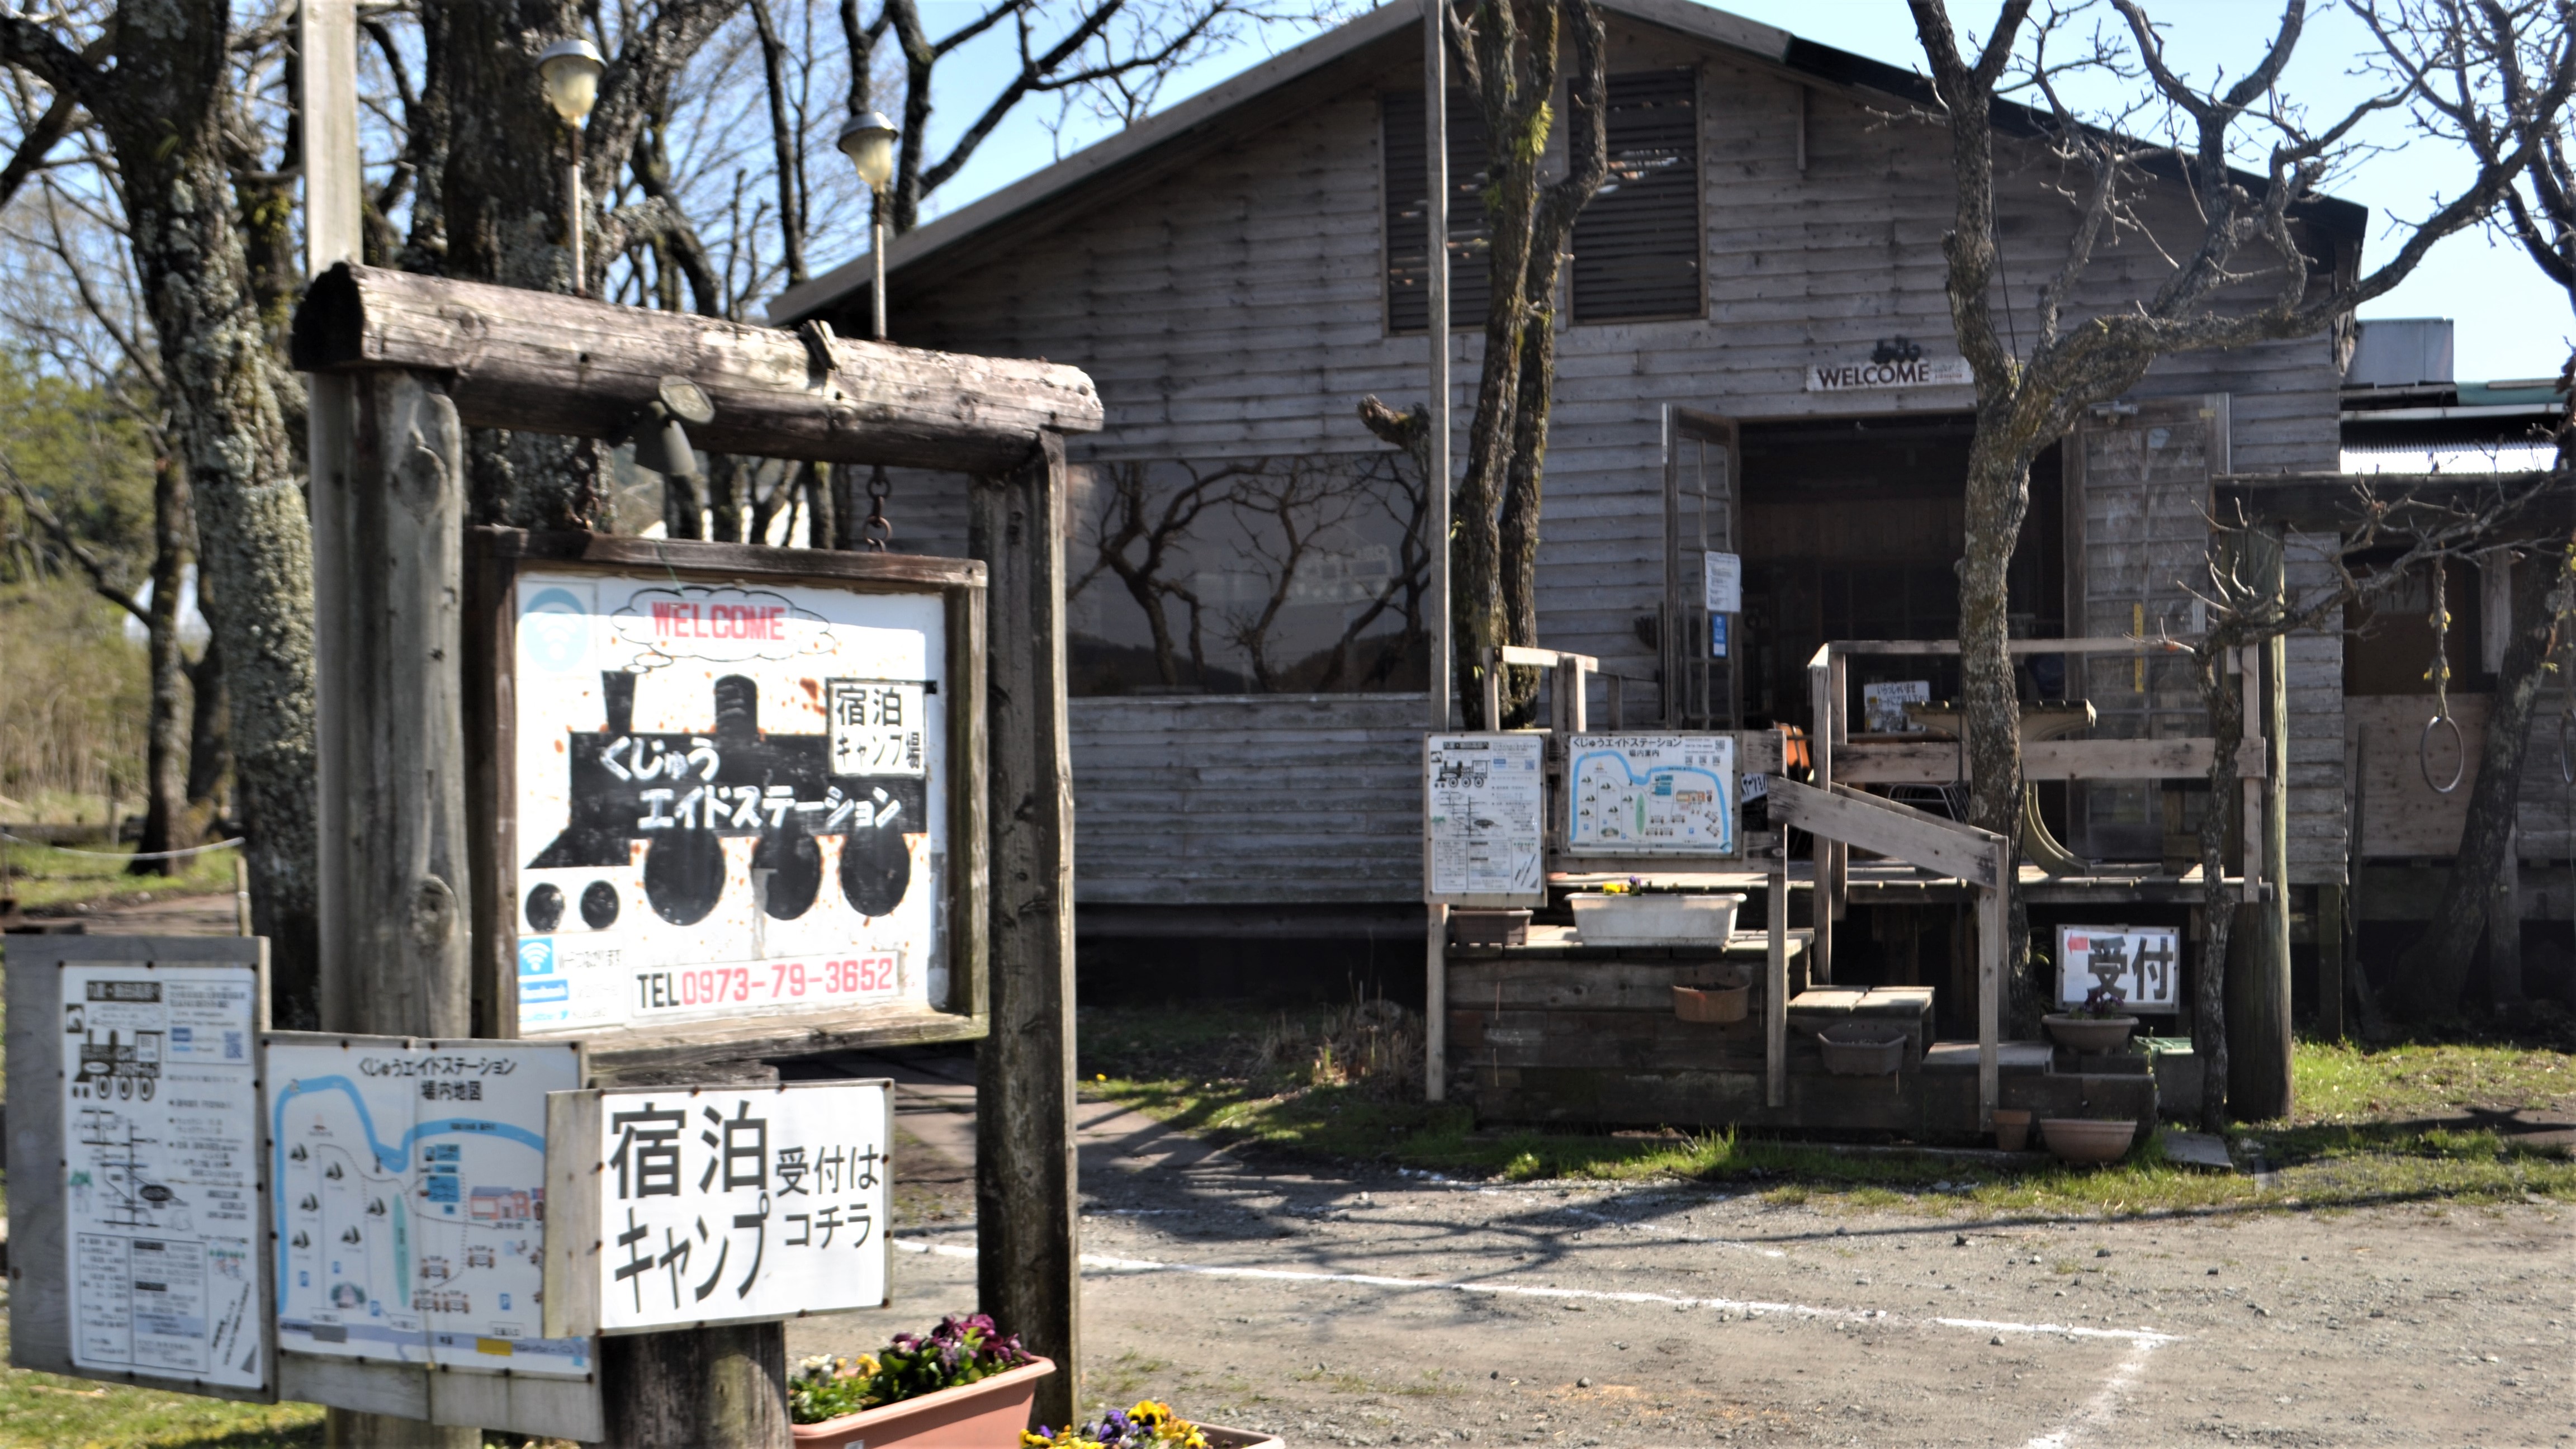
[0,830,244,861]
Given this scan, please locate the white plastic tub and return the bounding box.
[1568,892,1743,944]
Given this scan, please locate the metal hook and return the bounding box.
[2420,714,2465,795]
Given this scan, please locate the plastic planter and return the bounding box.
[1569,892,1743,944]
[792,1358,1055,1448]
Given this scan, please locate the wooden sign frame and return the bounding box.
[3,936,276,1404]
[465,528,989,1070]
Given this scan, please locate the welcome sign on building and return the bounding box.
[1806,356,1972,391]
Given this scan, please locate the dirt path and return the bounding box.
[791,1076,2572,1446]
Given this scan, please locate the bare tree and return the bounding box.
[2358,0,2576,1018]
[1902,0,2574,1039]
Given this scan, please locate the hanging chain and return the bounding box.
[860,464,894,552]
[2422,555,2465,794]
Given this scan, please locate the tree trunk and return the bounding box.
[2390,556,2566,1019]
[103,7,321,1032]
[799,460,835,550]
[183,635,230,812]
[2194,643,2241,1132]
[709,453,749,542]
[131,460,192,874]
[430,0,603,529]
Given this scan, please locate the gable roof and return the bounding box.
[768,0,2366,327]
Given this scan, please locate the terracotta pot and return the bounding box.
[2039,1117,2137,1164]
[1991,1108,2033,1152]
[1672,980,1750,1024]
[793,1357,1055,1448]
[2042,1014,2139,1053]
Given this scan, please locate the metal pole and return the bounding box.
[872,193,889,340]
[1422,0,1451,1105]
[566,139,586,295]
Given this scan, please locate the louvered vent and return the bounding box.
[1573,69,1701,324]
[1382,91,1491,334]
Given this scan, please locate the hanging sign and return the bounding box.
[543,1079,895,1336]
[2057,925,2182,1012]
[1565,733,1739,856]
[1424,733,1547,906]
[1863,680,1930,733]
[1702,551,1742,614]
[60,960,268,1391]
[265,1035,590,1376]
[507,569,950,1038]
[1806,356,1972,391]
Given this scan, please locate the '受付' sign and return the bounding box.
[2056,925,2181,1012]
[543,1079,893,1336]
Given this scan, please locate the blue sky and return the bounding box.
[912,0,2571,382]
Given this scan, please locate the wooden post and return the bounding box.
[2317,884,2347,1041]
[1484,646,1504,732]
[1806,647,1835,984]
[972,436,1081,1431]
[1425,905,1448,1102]
[2229,543,2294,1119]
[1559,658,1588,733]
[1977,839,2006,1128]
[1422,0,1450,736]
[595,1055,793,1449]
[311,371,477,1449]
[1766,839,1787,1107]
[1606,674,1624,731]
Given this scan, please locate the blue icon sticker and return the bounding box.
[518,939,555,978]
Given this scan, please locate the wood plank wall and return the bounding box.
[877,23,2348,906]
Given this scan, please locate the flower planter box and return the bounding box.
[1816,1024,1907,1076]
[793,1357,1055,1448]
[1569,892,1742,944]
[2042,1014,2139,1054]
[1450,908,1531,948]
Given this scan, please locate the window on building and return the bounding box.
[1571,68,1701,323]
[1067,453,1432,695]
[1382,91,1489,333]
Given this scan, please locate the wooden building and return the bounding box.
[769,0,2413,1046]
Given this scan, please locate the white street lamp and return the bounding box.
[837,111,899,340]
[537,37,605,295]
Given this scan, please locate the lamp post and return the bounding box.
[537,38,605,295]
[836,111,899,340]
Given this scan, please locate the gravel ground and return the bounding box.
[787,1069,2574,1447]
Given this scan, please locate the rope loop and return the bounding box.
[2420,714,2466,795]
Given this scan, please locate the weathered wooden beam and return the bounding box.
[291,264,1101,473]
[972,436,1080,1430]
[1836,736,2269,784]
[1768,779,2005,887]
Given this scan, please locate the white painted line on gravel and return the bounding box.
[893,1238,2181,1347]
[2021,1336,2165,1448]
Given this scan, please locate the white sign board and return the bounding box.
[1863,680,1930,733]
[2057,925,2182,1013]
[1566,734,1739,856]
[509,570,949,1037]
[544,1080,894,1337]
[1806,356,1972,391]
[60,963,266,1390]
[266,1036,590,1376]
[1424,733,1546,905]
[1701,551,1742,614]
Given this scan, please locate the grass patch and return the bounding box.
[0,836,238,912]
[1081,1003,2576,1216]
[0,1321,320,1449]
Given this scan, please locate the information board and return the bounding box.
[1424,733,1547,906]
[266,1035,589,1376]
[59,962,266,1390]
[508,569,950,1038]
[1565,733,1739,856]
[2056,926,2182,1012]
[544,1079,894,1337]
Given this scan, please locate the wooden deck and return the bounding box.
[1550,860,2261,905]
[1447,926,2160,1140]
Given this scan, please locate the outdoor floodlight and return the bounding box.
[837,111,899,193]
[622,375,716,487]
[537,39,606,126]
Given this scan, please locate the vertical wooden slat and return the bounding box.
[1978,841,2005,1128]
[1425,905,1448,1102]
[1767,838,1787,1109]
[2317,883,2348,1041]
[1807,646,1834,984]
[972,435,1081,1431]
